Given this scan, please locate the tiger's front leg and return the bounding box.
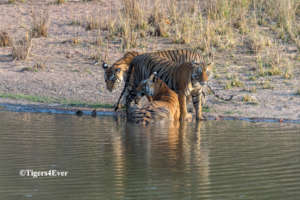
[125,89,137,110]
[179,93,192,121]
[114,87,131,111]
[192,92,204,120]
[114,96,123,111]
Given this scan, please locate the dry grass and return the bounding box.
[244,31,271,54]
[21,62,46,72]
[56,0,66,4]
[0,31,12,47]
[259,80,274,89]
[85,16,100,31]
[8,0,26,3]
[243,86,257,93]
[147,2,169,37]
[121,0,146,30]
[12,33,32,60]
[31,10,49,38]
[242,94,258,104]
[96,0,300,52]
[71,37,81,45]
[225,75,244,89]
[255,47,294,79]
[94,31,103,46]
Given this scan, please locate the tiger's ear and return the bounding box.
[102,60,108,69]
[149,73,156,82]
[152,72,159,82]
[205,62,213,72]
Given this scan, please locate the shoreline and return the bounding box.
[1,98,299,124]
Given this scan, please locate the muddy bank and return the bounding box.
[1,98,300,124]
[0,98,115,116]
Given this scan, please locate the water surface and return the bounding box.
[0,111,300,200]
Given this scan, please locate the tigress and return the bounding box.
[103,49,206,107]
[121,53,213,121]
[102,49,203,91]
[102,51,139,92]
[127,72,180,125]
[110,49,207,109]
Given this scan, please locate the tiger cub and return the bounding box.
[127,72,180,125]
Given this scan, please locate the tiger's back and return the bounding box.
[104,49,202,92]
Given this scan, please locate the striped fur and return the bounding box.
[127,73,180,125]
[121,54,213,121]
[102,51,139,92]
[103,49,203,92]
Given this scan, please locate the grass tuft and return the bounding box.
[56,0,66,4]
[20,62,46,72]
[225,75,244,89]
[12,33,32,60]
[8,0,26,3]
[31,10,49,38]
[0,31,12,47]
[0,93,114,109]
[85,16,100,31]
[242,94,258,104]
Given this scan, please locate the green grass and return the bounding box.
[202,106,210,113]
[225,76,244,89]
[0,93,54,103]
[0,93,113,109]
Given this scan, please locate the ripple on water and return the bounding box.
[0,112,300,200]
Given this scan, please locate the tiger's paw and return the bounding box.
[196,115,206,121]
[180,113,193,122]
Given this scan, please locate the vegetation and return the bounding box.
[20,63,46,72]
[8,0,26,3]
[12,33,32,60]
[0,93,114,109]
[0,31,12,47]
[242,94,258,104]
[1,0,299,111]
[56,0,66,4]
[31,10,49,38]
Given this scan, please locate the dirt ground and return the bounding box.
[0,0,299,121]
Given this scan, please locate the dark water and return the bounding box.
[0,111,300,200]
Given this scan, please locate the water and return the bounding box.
[0,111,300,200]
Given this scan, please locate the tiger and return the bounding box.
[102,51,139,92]
[111,49,207,110]
[120,53,213,121]
[127,72,180,125]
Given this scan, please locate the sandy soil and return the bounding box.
[0,0,299,121]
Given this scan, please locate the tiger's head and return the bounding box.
[191,61,213,87]
[102,51,139,92]
[134,72,159,104]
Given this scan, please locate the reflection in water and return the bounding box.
[121,121,211,199]
[0,111,300,200]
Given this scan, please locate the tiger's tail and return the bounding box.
[207,84,234,101]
